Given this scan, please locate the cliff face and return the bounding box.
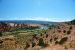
[0,22,40,31]
[0,22,17,31]
[0,22,10,31]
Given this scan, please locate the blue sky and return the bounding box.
[0,0,75,22]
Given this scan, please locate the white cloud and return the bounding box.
[25,17,72,22]
[0,17,72,22]
[18,17,71,22]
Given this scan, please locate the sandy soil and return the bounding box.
[40,45,75,50]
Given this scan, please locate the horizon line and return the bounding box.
[0,19,72,22]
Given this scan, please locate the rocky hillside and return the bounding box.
[0,20,75,50]
[27,20,75,50]
[0,22,41,31]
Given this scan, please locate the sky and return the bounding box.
[0,0,75,22]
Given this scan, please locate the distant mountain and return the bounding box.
[70,19,75,25]
[0,20,56,25]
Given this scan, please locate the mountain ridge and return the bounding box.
[0,20,56,24]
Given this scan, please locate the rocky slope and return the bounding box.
[0,22,41,31]
[0,20,75,50]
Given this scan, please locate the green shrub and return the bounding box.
[25,42,30,49]
[55,41,59,44]
[63,30,66,33]
[54,37,58,41]
[69,26,72,30]
[0,32,2,36]
[67,30,71,34]
[0,40,3,48]
[46,34,48,38]
[58,30,61,33]
[58,26,60,29]
[38,38,48,47]
[59,37,68,45]
[50,39,52,42]
[32,42,36,47]
[40,33,42,36]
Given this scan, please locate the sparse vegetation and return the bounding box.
[54,37,58,41]
[63,30,66,33]
[38,38,48,47]
[69,26,72,30]
[0,32,2,36]
[58,30,61,33]
[32,42,36,47]
[55,41,59,44]
[58,37,68,45]
[25,42,30,49]
[46,34,48,38]
[50,39,52,42]
[58,26,60,29]
[0,40,3,47]
[67,30,71,35]
[0,20,75,50]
